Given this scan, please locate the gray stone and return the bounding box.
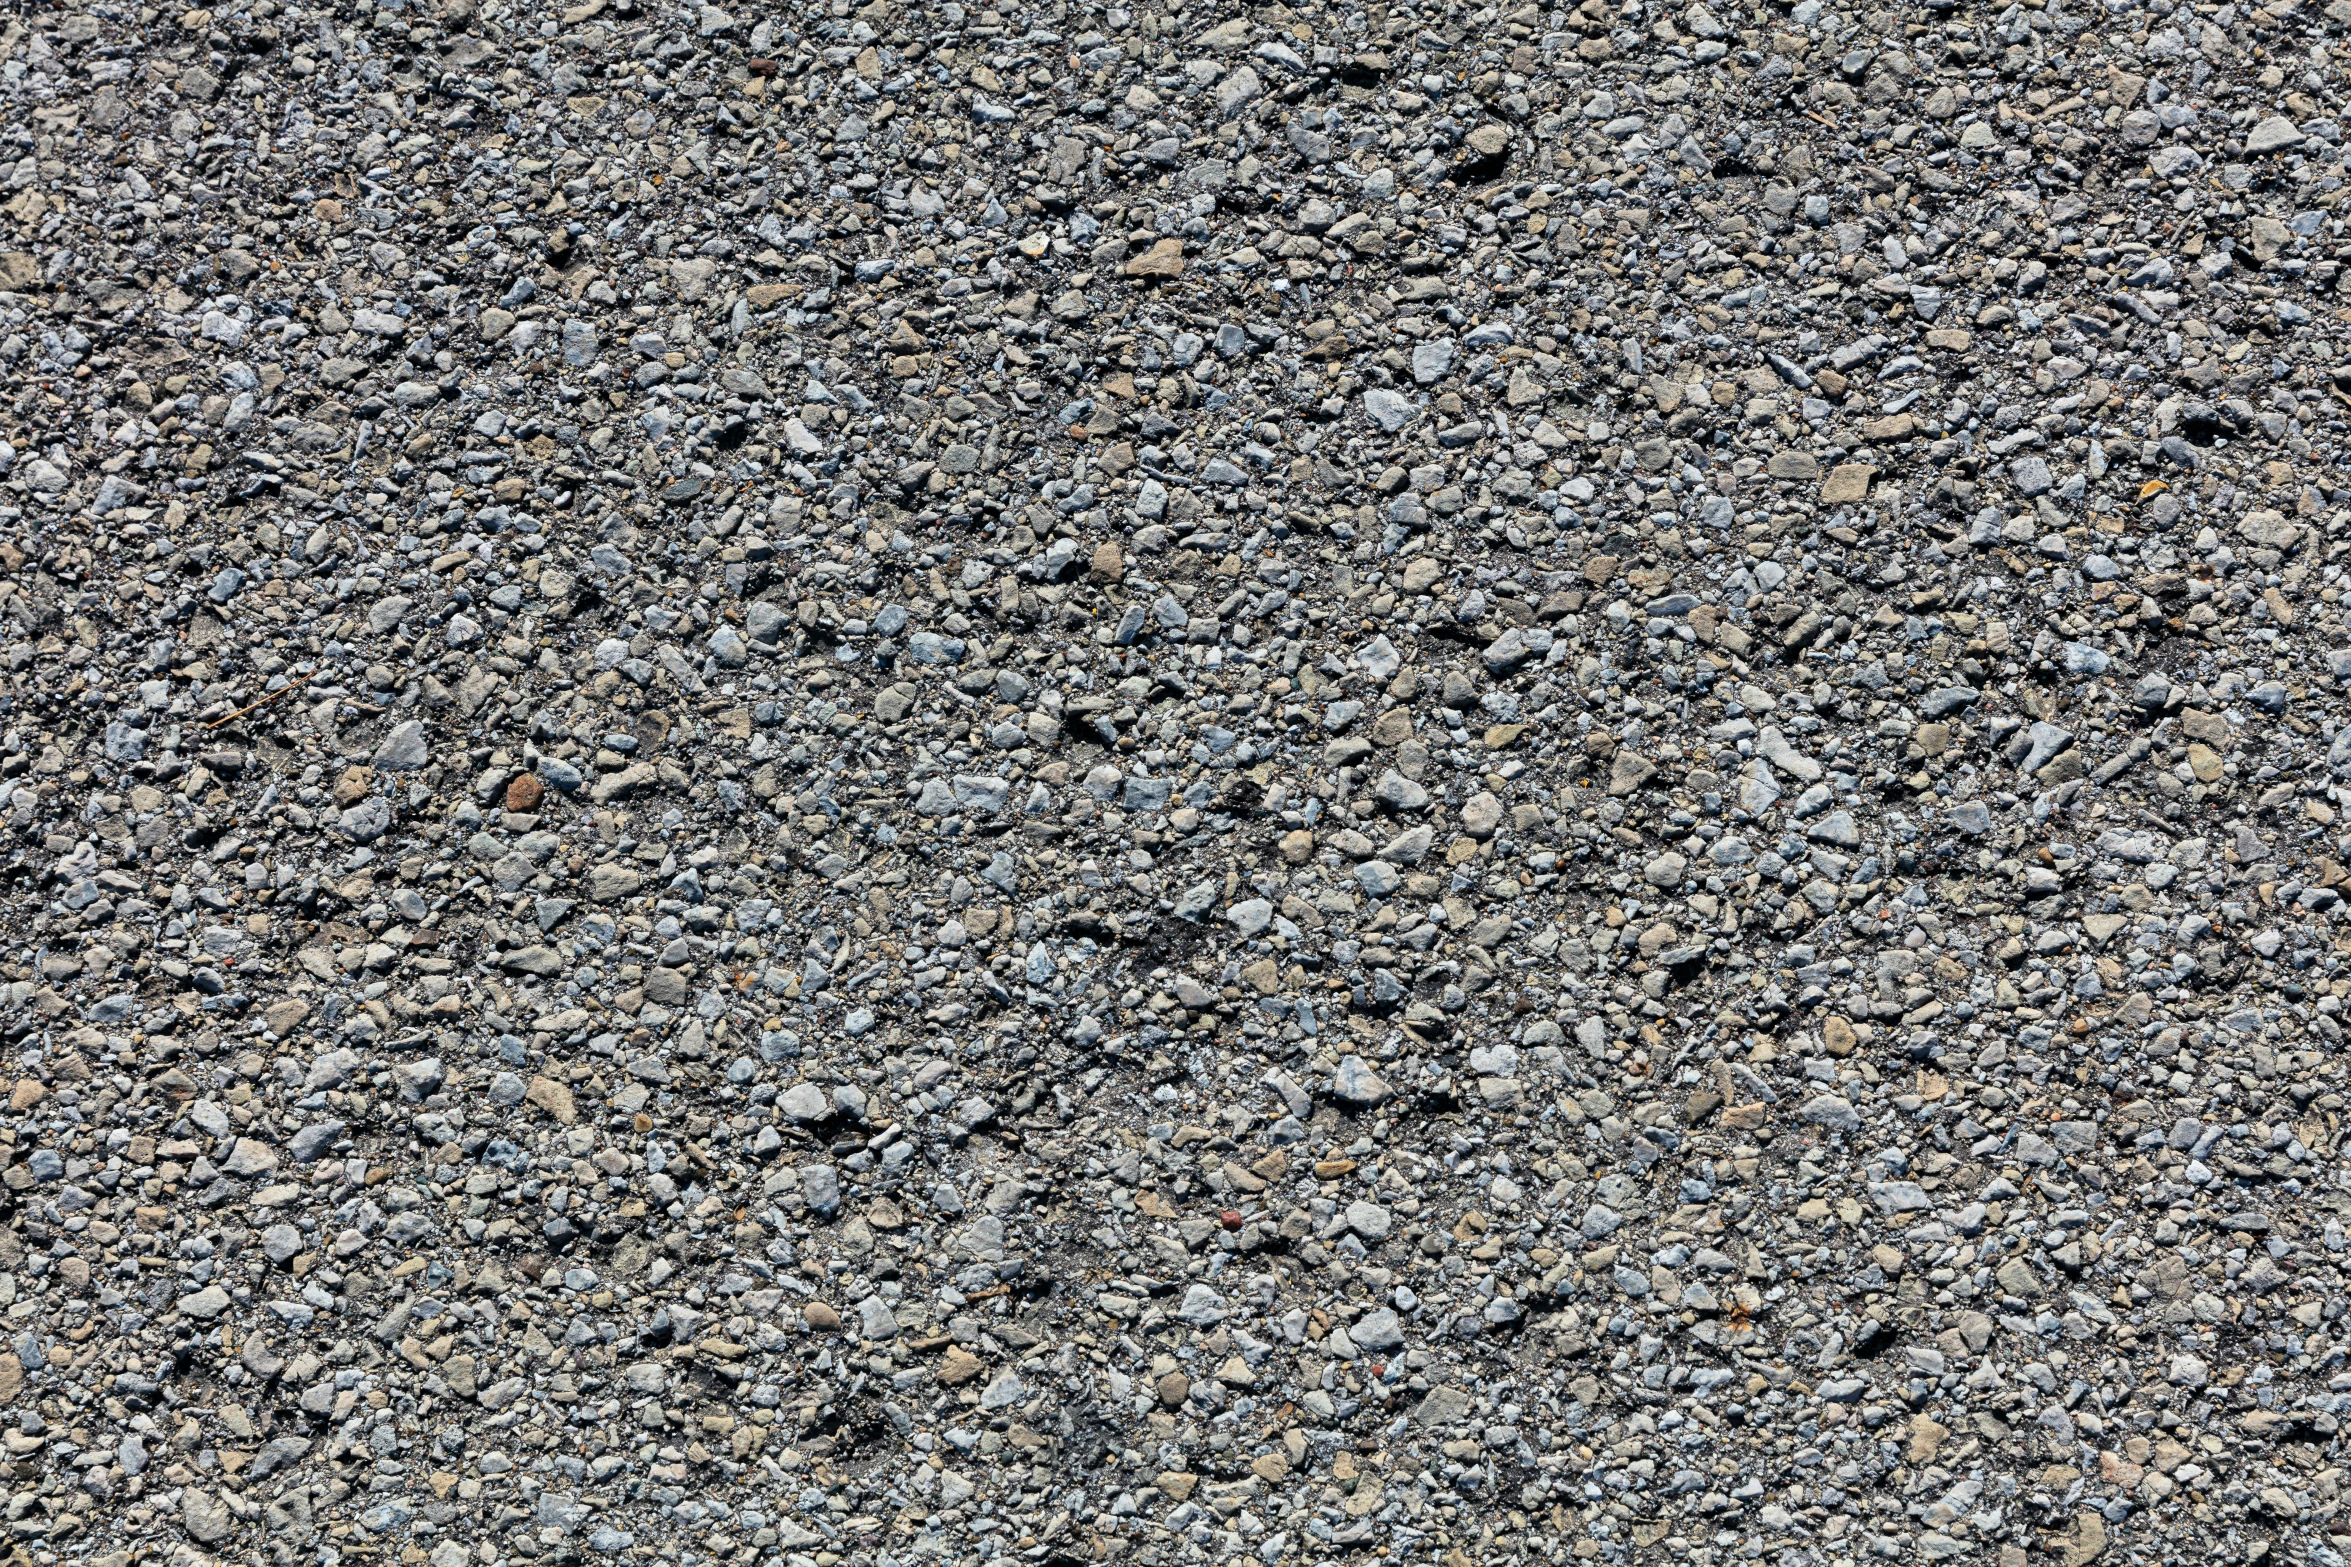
[1364,388,1418,431]
[1332,1055,1392,1107]
[800,1164,841,1217]
[1352,1307,1406,1351]
[2245,116,2305,154]
[779,1083,832,1123]
[1177,1284,1228,1325]
[1799,1094,1861,1132]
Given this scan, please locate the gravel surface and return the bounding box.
[5,0,2351,1565]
